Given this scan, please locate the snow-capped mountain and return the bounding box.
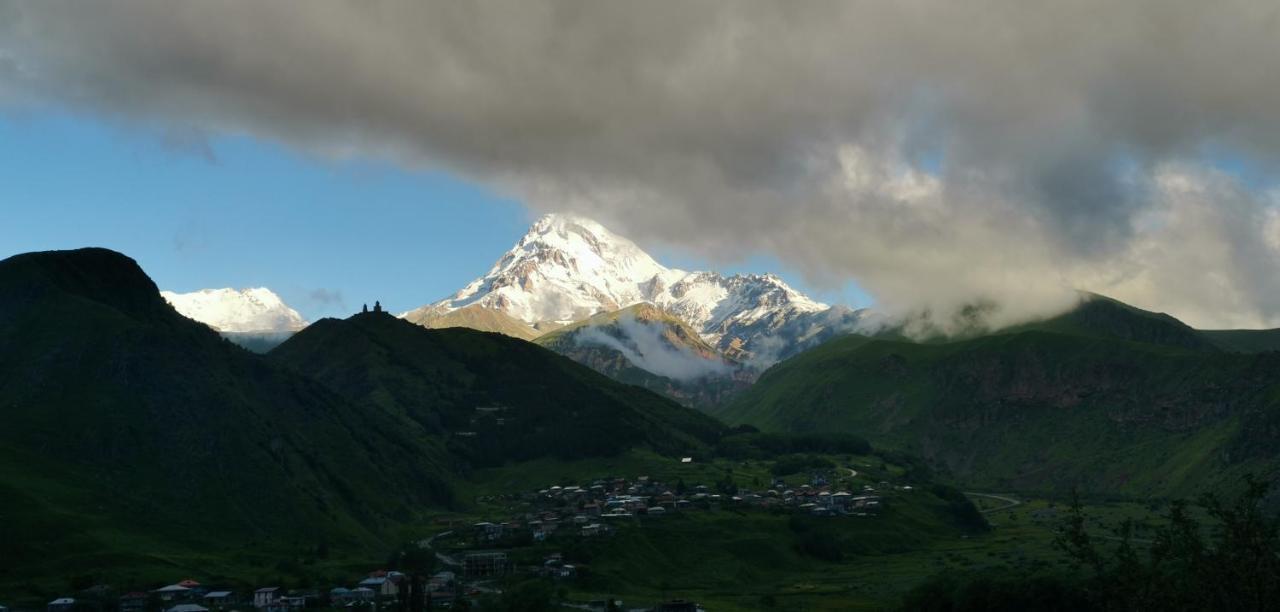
[161,287,307,333]
[414,213,871,365]
[427,214,676,327]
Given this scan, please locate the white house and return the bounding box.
[356,577,398,598]
[153,585,191,603]
[48,598,77,612]
[253,588,279,609]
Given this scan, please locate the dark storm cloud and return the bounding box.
[5,0,1280,327]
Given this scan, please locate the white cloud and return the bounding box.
[574,312,733,381]
[6,1,1280,328]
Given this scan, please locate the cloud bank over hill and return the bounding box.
[5,1,1280,329]
[575,313,734,382]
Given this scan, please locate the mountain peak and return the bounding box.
[161,287,307,333]
[416,213,833,363]
[438,212,673,325]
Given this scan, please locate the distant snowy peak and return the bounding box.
[651,271,828,347]
[423,212,835,362]
[161,287,307,333]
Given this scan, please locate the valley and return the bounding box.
[4,243,1280,611]
[8,4,1280,608]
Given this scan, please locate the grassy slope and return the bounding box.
[719,299,1280,498]
[536,304,724,358]
[268,312,727,464]
[402,304,540,341]
[0,249,452,597]
[1199,328,1280,353]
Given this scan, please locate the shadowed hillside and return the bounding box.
[0,248,454,585]
[269,310,727,467]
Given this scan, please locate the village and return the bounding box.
[12,467,905,612]
[467,469,892,546]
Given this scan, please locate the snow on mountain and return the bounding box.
[436,214,674,326]
[161,287,307,333]
[417,213,869,366]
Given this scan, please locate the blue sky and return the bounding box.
[1,112,871,321]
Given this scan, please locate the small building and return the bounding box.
[463,552,512,578]
[165,604,209,612]
[48,598,77,612]
[552,564,577,579]
[349,588,376,603]
[356,577,398,599]
[152,586,192,603]
[203,591,238,610]
[275,596,306,610]
[472,521,504,542]
[356,577,388,597]
[253,588,279,609]
[328,588,351,606]
[119,593,149,612]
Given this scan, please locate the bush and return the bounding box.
[900,572,1089,611]
[908,477,1280,611]
[715,431,871,460]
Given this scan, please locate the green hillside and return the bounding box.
[534,303,748,408]
[269,310,727,467]
[719,296,1280,498]
[1199,328,1280,353]
[0,249,453,590]
[1006,294,1218,350]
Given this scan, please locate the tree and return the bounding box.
[492,580,555,612]
[716,471,738,495]
[1056,477,1280,610]
[905,477,1280,610]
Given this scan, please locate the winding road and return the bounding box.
[421,530,461,566]
[964,492,1023,513]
